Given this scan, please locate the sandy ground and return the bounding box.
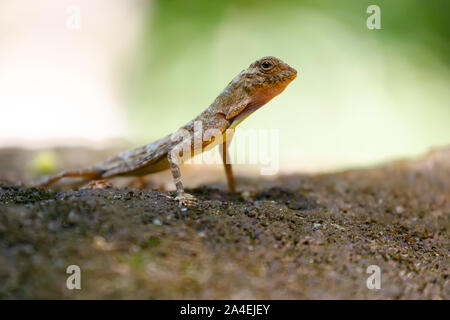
[0,147,448,299]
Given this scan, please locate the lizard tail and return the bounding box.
[39,169,102,188]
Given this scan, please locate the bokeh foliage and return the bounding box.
[126,0,450,170]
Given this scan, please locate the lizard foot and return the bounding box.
[175,193,197,208]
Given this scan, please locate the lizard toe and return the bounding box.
[175,193,197,208]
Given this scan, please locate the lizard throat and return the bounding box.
[229,100,266,129]
[229,82,289,129]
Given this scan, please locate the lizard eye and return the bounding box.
[261,61,272,69]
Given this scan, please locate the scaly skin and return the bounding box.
[40,56,297,206]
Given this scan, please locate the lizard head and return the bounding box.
[225,56,297,125]
[246,56,297,96]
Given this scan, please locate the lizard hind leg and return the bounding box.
[220,129,236,193]
[39,169,102,188]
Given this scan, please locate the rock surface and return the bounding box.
[0,147,448,299]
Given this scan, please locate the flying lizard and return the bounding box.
[40,56,297,206]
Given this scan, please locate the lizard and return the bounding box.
[39,56,297,206]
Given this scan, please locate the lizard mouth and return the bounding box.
[284,67,298,81]
[264,68,297,86]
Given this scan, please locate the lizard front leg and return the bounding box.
[220,129,235,193]
[167,146,196,207]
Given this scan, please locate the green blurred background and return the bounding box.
[1,0,449,173]
[127,0,450,171]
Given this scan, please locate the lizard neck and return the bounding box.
[195,76,249,129]
[212,75,253,118]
